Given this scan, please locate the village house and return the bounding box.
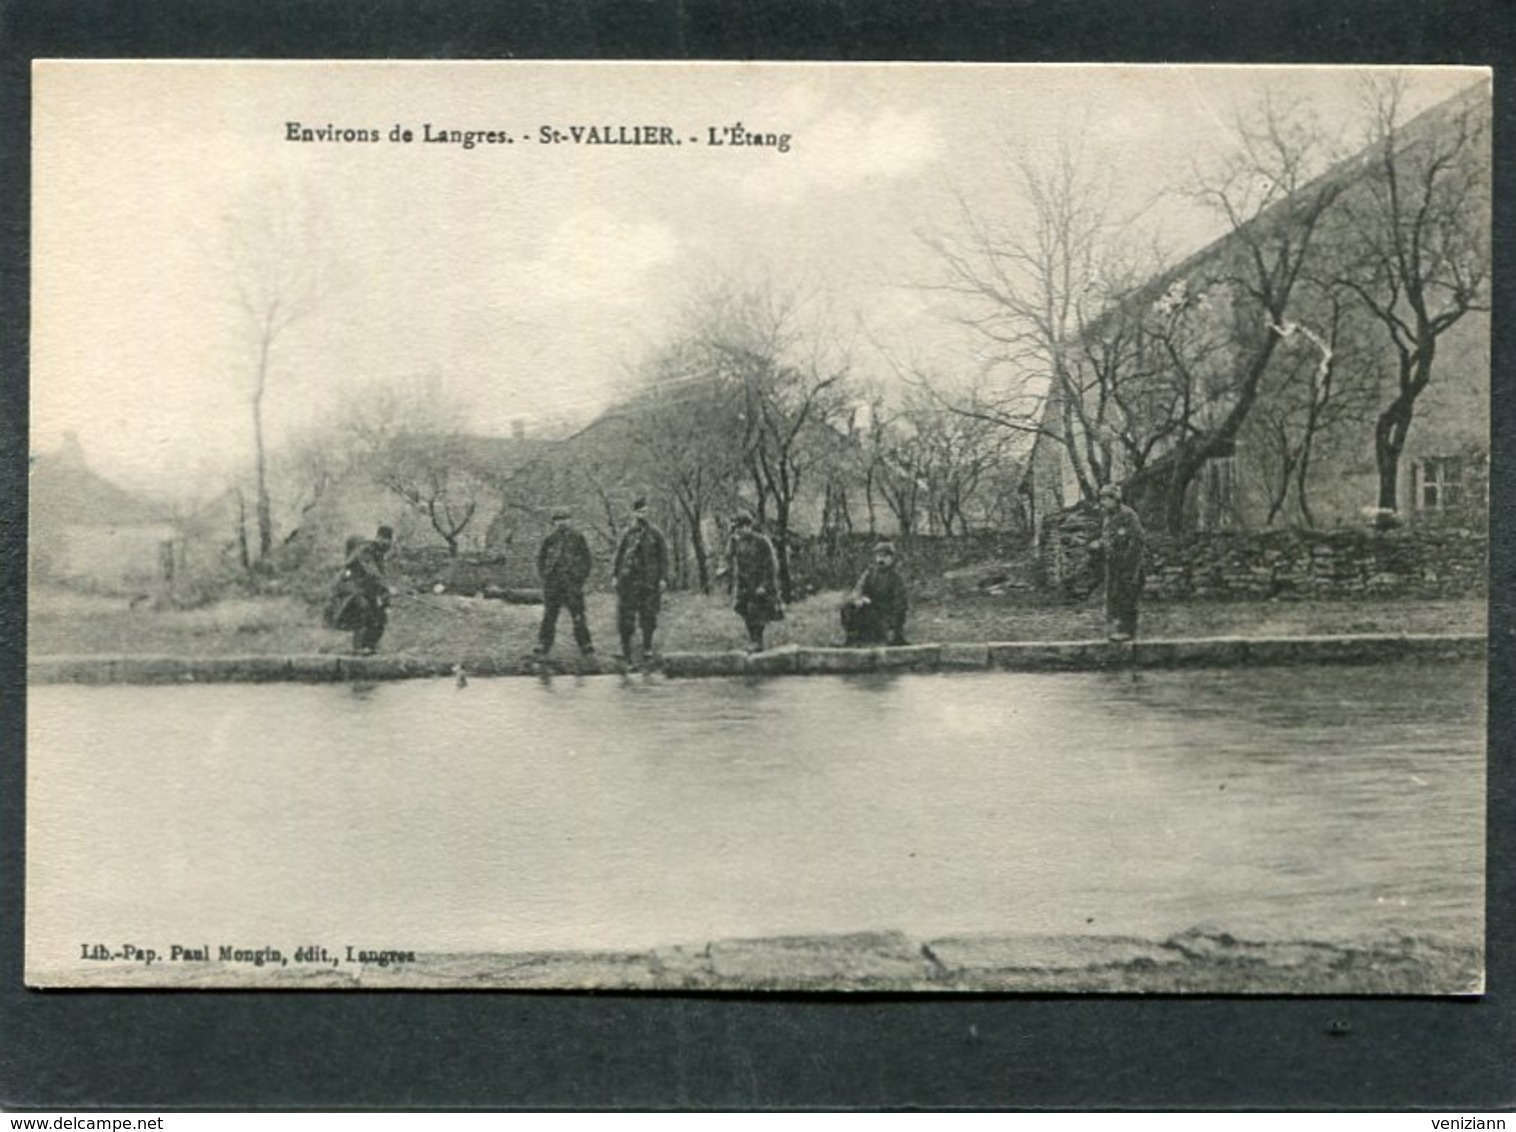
[29,432,178,592]
[1022,84,1489,550]
[262,424,554,584]
[486,381,951,593]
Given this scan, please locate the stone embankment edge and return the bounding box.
[25,633,1485,685]
[26,633,1485,685]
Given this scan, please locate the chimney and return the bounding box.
[511,419,526,441]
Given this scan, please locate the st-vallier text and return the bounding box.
[79,942,416,968]
[285,120,792,153]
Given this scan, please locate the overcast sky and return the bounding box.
[30,60,1482,496]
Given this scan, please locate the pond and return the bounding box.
[26,661,1485,968]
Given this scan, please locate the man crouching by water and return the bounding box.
[841,541,909,647]
[326,524,395,654]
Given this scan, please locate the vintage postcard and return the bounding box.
[26,60,1489,992]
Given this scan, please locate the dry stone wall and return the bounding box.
[1042,513,1486,601]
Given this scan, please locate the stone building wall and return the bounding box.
[1041,508,1486,601]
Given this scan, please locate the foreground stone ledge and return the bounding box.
[706,930,934,984]
[30,927,1483,994]
[923,933,1184,972]
[743,647,799,676]
[26,633,1485,685]
[1134,638,1247,668]
[661,650,748,678]
[876,644,943,671]
[988,640,1121,670]
[1241,633,1485,666]
[940,642,991,668]
[795,646,876,674]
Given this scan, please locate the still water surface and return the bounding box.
[27,662,1485,962]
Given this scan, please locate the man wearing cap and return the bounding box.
[1096,483,1146,642]
[330,524,394,654]
[534,507,594,659]
[611,496,669,662]
[725,513,783,653]
[841,541,909,647]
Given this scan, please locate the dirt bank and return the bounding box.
[31,927,1482,994]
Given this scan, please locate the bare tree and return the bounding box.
[344,374,491,558]
[218,182,331,564]
[920,404,1018,535]
[852,388,893,535]
[623,341,745,592]
[497,437,631,564]
[869,399,926,537]
[869,384,1018,536]
[273,421,367,548]
[1244,279,1381,527]
[1131,93,1348,533]
[373,433,491,557]
[687,280,854,601]
[924,137,1175,504]
[1334,77,1491,516]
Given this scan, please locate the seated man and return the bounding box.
[841,541,909,647]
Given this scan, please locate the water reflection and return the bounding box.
[26,661,1484,960]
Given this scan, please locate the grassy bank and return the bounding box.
[27,584,1487,661]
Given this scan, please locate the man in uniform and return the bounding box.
[611,496,669,663]
[725,513,783,653]
[1097,483,1146,642]
[534,506,594,659]
[841,541,909,647]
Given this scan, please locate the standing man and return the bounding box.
[534,506,594,660]
[841,541,909,647]
[334,524,394,655]
[725,513,783,653]
[611,496,669,663]
[1097,483,1146,642]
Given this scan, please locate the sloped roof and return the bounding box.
[1021,81,1490,482]
[1082,80,1489,342]
[446,434,556,481]
[30,434,170,528]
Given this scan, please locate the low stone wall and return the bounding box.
[1042,515,1487,601]
[27,634,1485,684]
[795,531,1029,594]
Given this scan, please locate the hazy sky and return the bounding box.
[31,60,1482,495]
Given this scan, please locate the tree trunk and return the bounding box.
[1163,452,1191,537]
[691,528,710,594]
[774,497,794,601]
[683,500,711,594]
[252,396,273,561]
[1294,427,1317,529]
[252,337,274,562]
[1165,318,1288,536]
[1265,435,1296,527]
[1375,401,1412,513]
[749,466,769,526]
[1374,346,1435,515]
[234,487,251,571]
